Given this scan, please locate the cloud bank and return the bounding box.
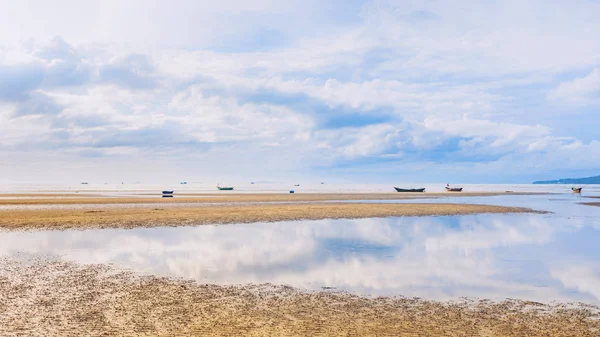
[1,0,599,183]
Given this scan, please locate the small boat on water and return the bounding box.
[162,190,174,194]
[572,187,582,193]
[294,184,300,187]
[217,186,234,191]
[394,187,425,192]
[180,182,187,185]
[445,184,463,192]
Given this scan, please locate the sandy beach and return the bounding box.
[0,192,538,230]
[1,256,597,337]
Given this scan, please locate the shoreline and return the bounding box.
[1,256,597,336]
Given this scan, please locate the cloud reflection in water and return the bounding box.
[0,213,599,304]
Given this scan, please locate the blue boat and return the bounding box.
[162,191,174,194]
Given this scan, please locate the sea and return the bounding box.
[1,182,600,195]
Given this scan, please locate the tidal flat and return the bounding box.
[1,256,598,336]
[0,192,598,336]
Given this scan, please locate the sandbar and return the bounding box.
[0,191,541,205]
[0,202,536,231]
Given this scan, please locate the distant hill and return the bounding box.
[533,175,600,184]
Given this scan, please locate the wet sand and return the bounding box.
[0,202,535,231]
[0,256,597,337]
[0,191,538,205]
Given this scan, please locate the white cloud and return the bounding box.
[422,118,556,156]
[0,0,357,48]
[167,85,313,143]
[362,0,600,77]
[548,68,600,104]
[314,124,401,158]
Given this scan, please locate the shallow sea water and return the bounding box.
[3,182,600,194]
[1,192,599,305]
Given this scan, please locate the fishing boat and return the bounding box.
[572,187,582,193]
[217,186,234,191]
[445,184,463,192]
[446,187,463,192]
[162,190,174,194]
[394,187,425,192]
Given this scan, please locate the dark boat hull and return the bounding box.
[394,187,425,192]
[445,187,463,192]
[572,187,582,193]
[162,191,174,194]
[217,187,234,191]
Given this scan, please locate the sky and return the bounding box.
[0,0,599,184]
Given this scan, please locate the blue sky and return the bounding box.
[0,0,599,184]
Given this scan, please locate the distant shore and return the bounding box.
[0,192,541,230]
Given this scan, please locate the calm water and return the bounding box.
[3,182,600,194]
[1,193,599,304]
